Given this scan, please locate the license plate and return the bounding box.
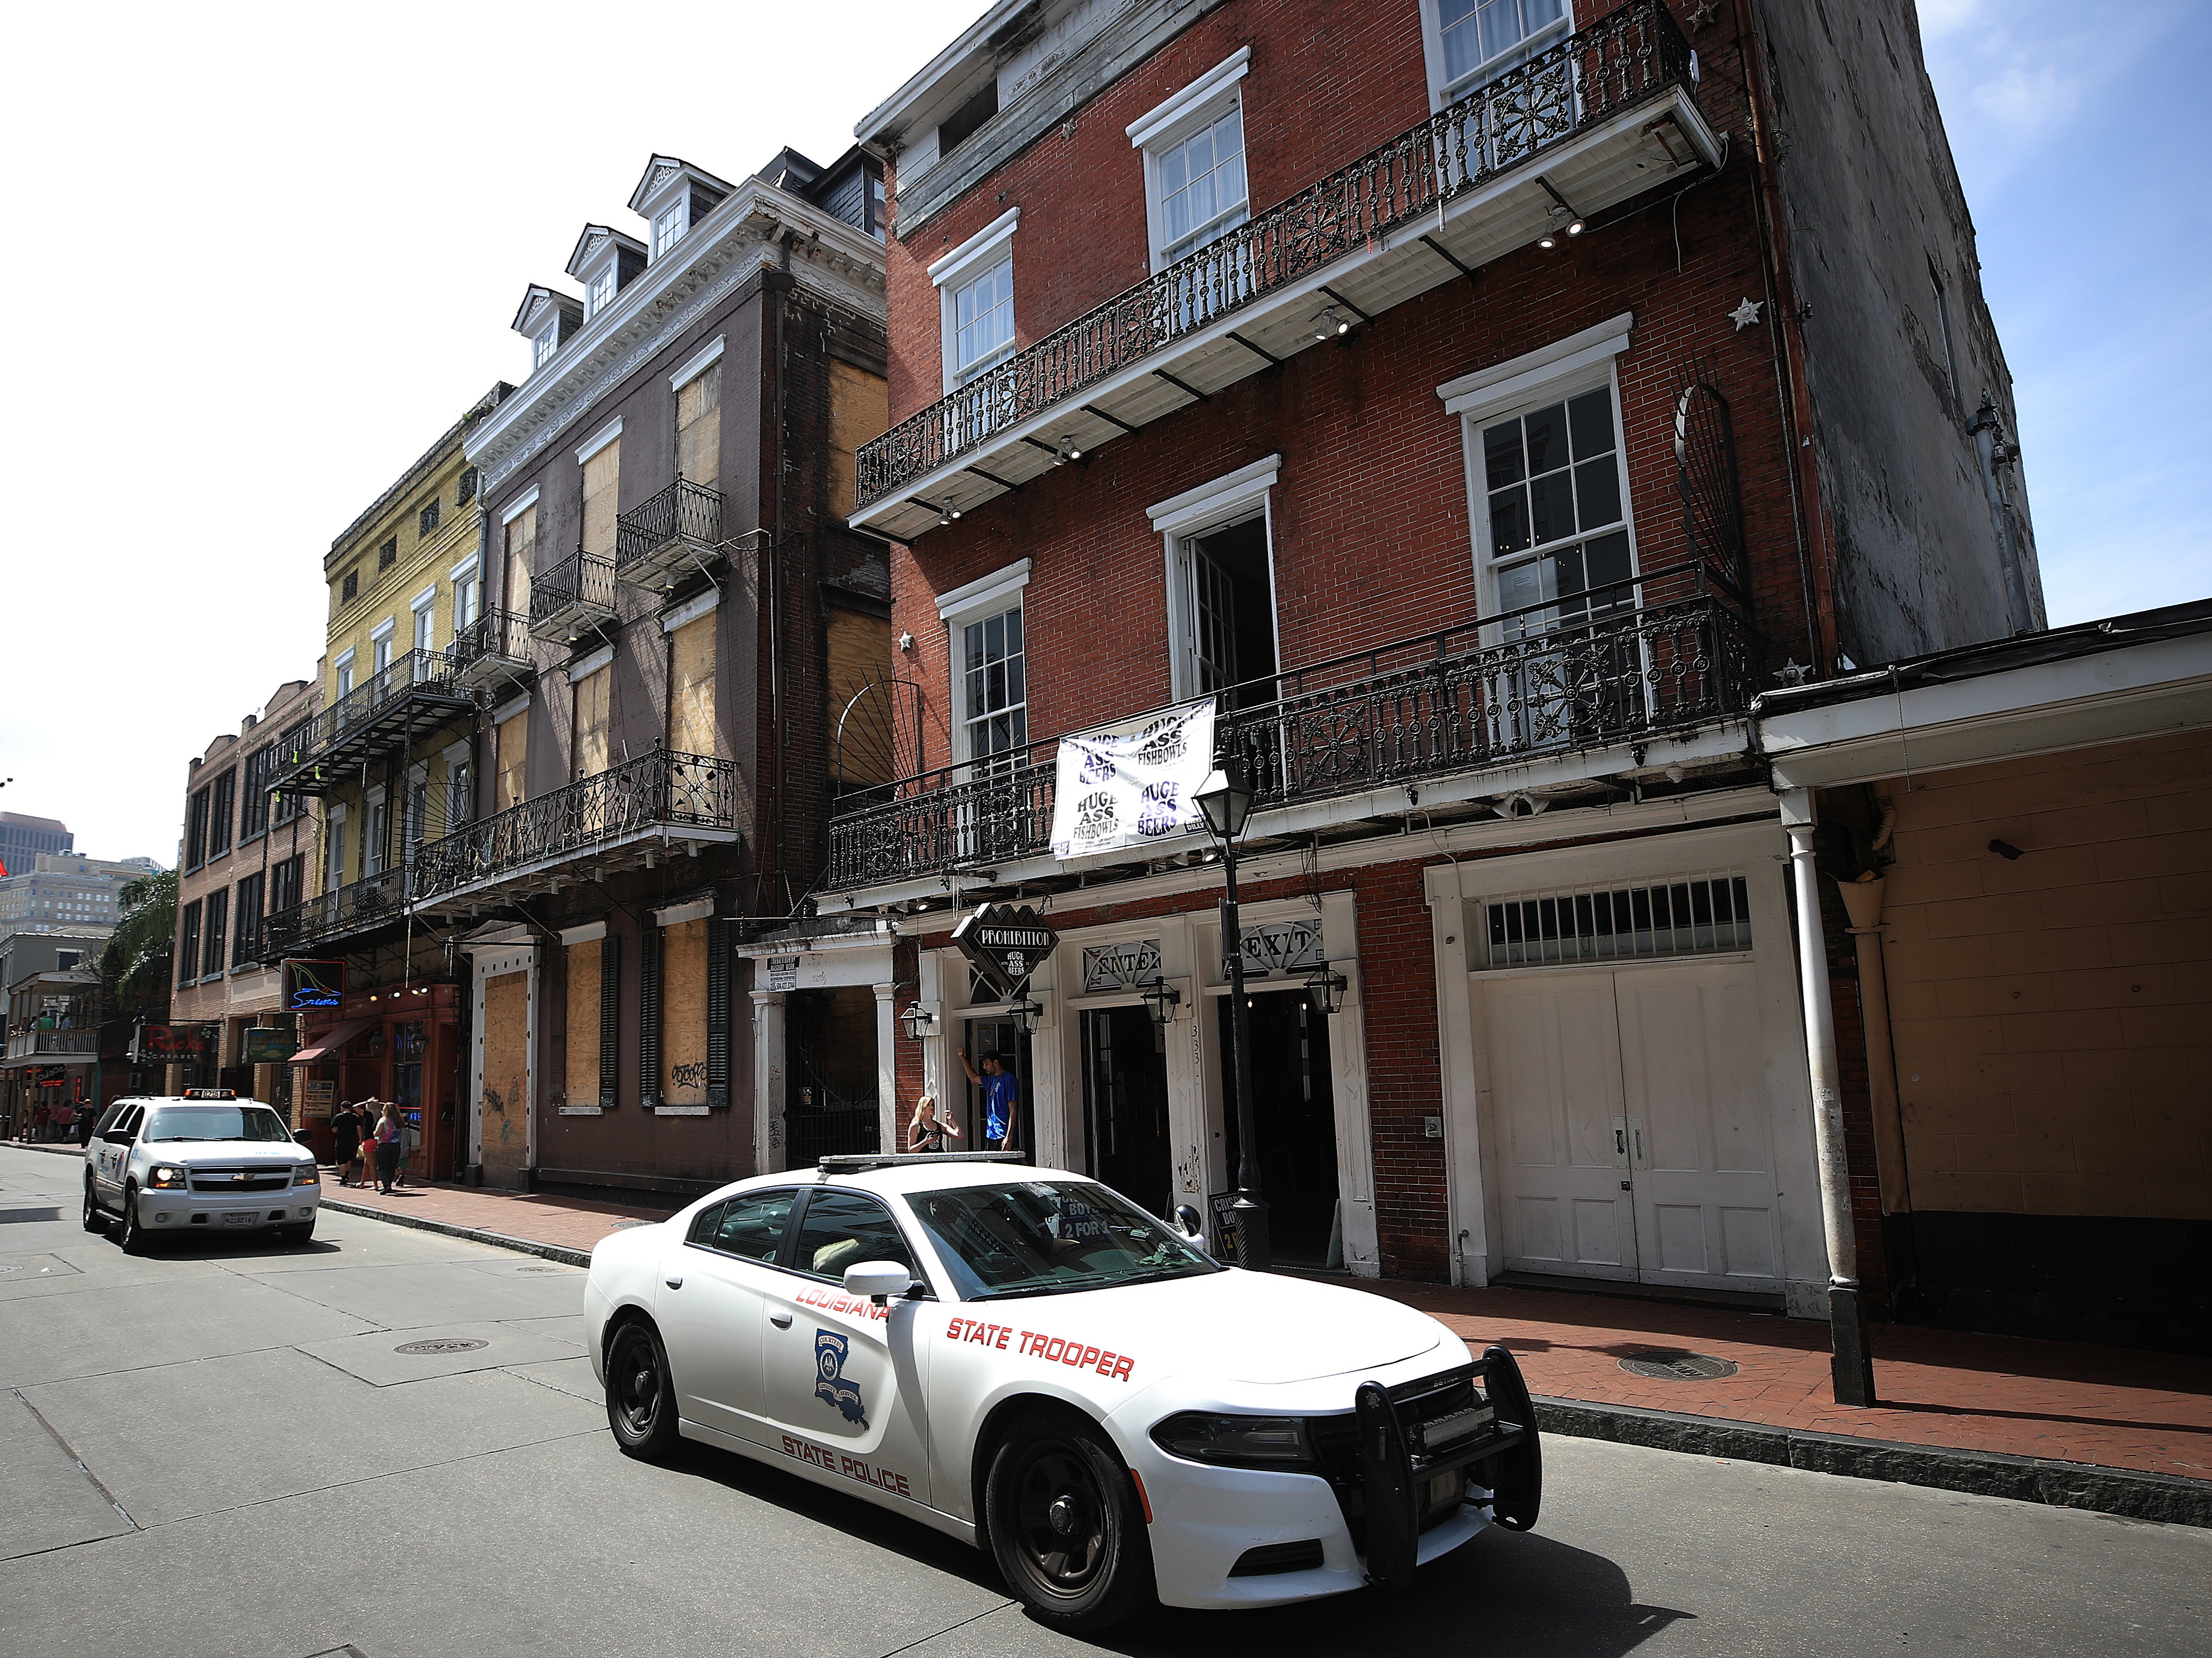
[221,1211,259,1226]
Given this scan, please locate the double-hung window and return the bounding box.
[412,590,437,656]
[1156,107,1247,264]
[652,200,688,258]
[208,770,235,859]
[1426,0,1567,106]
[936,559,1033,789]
[1131,51,1253,330]
[534,327,559,369]
[233,872,265,966]
[587,265,617,316]
[952,261,1014,385]
[178,900,202,985]
[933,208,1021,414]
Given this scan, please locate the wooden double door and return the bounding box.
[1483,961,1782,1294]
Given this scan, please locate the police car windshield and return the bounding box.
[909,1181,1218,1301]
[141,1106,293,1144]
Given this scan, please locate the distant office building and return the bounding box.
[0,813,73,874]
[0,854,161,944]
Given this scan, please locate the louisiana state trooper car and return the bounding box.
[584,1152,1540,1630]
[82,1090,320,1252]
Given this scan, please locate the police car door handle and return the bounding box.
[769,1311,794,1328]
[664,1275,683,1289]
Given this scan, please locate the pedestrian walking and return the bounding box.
[957,1047,1021,1153]
[908,1092,962,1153]
[332,1101,364,1185]
[370,1103,403,1193]
[33,1101,50,1143]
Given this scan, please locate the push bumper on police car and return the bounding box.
[1110,1343,1542,1607]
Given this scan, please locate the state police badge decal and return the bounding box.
[814,1328,867,1426]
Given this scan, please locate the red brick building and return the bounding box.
[779,0,2038,1320]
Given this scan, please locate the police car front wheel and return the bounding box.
[606,1321,680,1461]
[985,1408,1156,1632]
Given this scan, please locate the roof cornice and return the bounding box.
[467,183,886,492]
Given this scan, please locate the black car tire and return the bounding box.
[279,1220,315,1246]
[985,1407,1156,1632]
[606,1321,681,1461]
[117,1186,148,1255]
[82,1182,108,1233]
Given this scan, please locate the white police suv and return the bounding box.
[83,1090,320,1252]
[583,1152,1540,1631]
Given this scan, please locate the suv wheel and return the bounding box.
[117,1186,148,1255]
[82,1182,108,1233]
[985,1407,1156,1632]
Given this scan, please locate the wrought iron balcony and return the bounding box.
[410,747,740,913]
[261,867,409,958]
[527,549,619,643]
[616,477,725,590]
[446,607,535,692]
[825,576,1758,893]
[853,1,1708,540]
[264,649,475,795]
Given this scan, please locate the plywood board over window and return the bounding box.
[565,940,601,1109]
[582,440,621,559]
[495,713,528,810]
[662,919,709,1106]
[574,665,611,780]
[676,363,722,491]
[481,971,529,1184]
[828,605,894,787]
[505,506,536,616]
[828,360,888,524]
[668,615,718,757]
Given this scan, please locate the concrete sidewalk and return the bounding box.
[23,1139,2208,1525]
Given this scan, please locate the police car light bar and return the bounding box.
[815,1151,1028,1174]
[182,1088,239,1100]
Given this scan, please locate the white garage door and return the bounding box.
[1485,960,1781,1293]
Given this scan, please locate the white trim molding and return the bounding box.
[492,691,532,725]
[1437,311,1635,417]
[661,588,721,632]
[410,584,438,614]
[935,557,1032,622]
[442,738,473,767]
[653,897,716,927]
[449,552,481,583]
[558,920,608,946]
[668,335,726,391]
[929,207,1022,289]
[500,486,541,525]
[567,644,615,682]
[1148,453,1281,536]
[370,617,397,644]
[575,416,623,465]
[1127,47,1251,148]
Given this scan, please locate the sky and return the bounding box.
[1,0,2206,868]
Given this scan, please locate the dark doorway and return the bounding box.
[1081,1005,1172,1218]
[787,986,880,1164]
[961,1014,1032,1161]
[1218,989,1341,1266]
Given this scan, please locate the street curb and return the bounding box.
[1532,1396,2212,1529]
[317,1195,595,1268]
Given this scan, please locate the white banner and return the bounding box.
[1048,699,1216,859]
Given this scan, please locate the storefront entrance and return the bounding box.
[1080,1005,1171,1219]
[786,986,880,1164]
[962,1014,1032,1159]
[1218,987,1341,1266]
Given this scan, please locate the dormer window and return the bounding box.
[535,327,559,368]
[652,200,688,258]
[629,156,735,267]
[566,225,647,322]
[588,266,616,315]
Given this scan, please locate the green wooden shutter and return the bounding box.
[638,926,663,1110]
[598,935,621,1108]
[706,916,731,1110]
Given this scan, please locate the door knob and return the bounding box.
[664,1276,683,1289]
[769,1311,794,1328]
[1621,1181,1631,1191]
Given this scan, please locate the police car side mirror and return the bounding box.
[843,1261,916,1306]
[1174,1204,1205,1243]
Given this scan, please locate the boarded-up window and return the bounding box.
[505,505,536,616]
[827,604,893,787]
[495,712,528,810]
[668,614,718,757]
[662,919,708,1107]
[565,940,601,1109]
[676,363,722,491]
[574,664,611,780]
[481,970,529,1184]
[828,360,888,524]
[582,440,620,558]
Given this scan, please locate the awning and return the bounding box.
[287,1015,379,1066]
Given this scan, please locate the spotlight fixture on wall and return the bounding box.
[1051,434,1083,465]
[1313,305,1351,339]
[1536,177,1587,249]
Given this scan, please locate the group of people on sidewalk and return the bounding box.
[20,1099,84,1143]
[905,1047,1021,1155]
[329,1099,411,1194]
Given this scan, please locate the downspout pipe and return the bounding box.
[1837,867,1910,1216]
[1781,787,1878,1406]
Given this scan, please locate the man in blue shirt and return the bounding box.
[958,1046,1021,1153]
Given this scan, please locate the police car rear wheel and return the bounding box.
[986,1409,1155,1632]
[606,1321,679,1460]
[117,1187,147,1255]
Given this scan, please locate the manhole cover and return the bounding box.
[395,1338,489,1356]
[1619,1350,1738,1381]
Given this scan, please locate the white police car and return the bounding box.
[583,1153,1540,1630]
[83,1090,320,1252]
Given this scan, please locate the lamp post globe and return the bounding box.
[1194,762,1255,840]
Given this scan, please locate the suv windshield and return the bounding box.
[141,1106,294,1144]
[910,1181,1219,1301]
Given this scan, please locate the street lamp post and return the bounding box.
[1195,762,1269,1272]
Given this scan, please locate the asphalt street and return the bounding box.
[2,1142,2204,1658]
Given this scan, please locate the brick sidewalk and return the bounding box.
[26,1143,2209,1492]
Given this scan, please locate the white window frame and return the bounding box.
[370,618,396,678]
[450,553,481,633]
[333,649,356,701]
[534,326,559,369]
[652,199,689,259]
[667,335,726,392]
[931,208,1020,394]
[324,803,348,892]
[411,585,438,655]
[363,786,389,880]
[936,559,1032,766]
[1147,455,1283,701]
[1417,0,1571,112]
[1128,49,1252,274]
[586,264,617,318]
[1437,313,1638,627]
[576,416,623,466]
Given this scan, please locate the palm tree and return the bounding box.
[100,869,176,1016]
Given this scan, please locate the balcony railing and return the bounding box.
[413,748,738,905]
[616,477,725,588]
[446,608,535,691]
[825,576,1757,891]
[527,549,619,642]
[857,1,1691,511]
[266,649,474,792]
[263,867,409,958]
[5,1029,99,1061]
